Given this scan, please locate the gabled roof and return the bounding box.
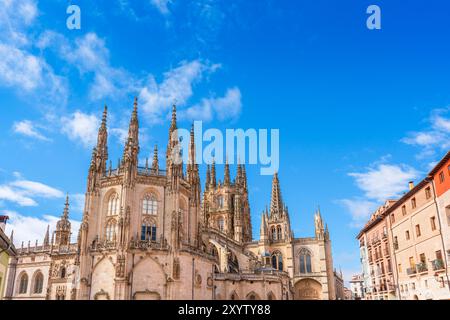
[428,150,450,176]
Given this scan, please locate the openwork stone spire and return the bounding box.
[152,145,159,171]
[224,157,230,186]
[270,172,283,217]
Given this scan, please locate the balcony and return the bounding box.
[416,262,428,274]
[432,259,445,271]
[406,267,417,276]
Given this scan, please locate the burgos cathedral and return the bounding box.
[3,99,337,300]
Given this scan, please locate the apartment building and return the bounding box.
[357,201,396,300]
[385,178,450,300]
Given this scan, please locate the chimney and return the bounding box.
[0,215,9,232]
[409,181,414,191]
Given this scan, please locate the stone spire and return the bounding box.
[166,104,183,180]
[224,157,230,186]
[270,172,283,217]
[206,165,211,189]
[43,225,50,246]
[96,105,108,172]
[315,207,325,240]
[210,159,217,188]
[259,211,268,242]
[187,124,196,179]
[242,164,248,191]
[55,194,71,246]
[152,145,159,171]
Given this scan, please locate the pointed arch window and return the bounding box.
[271,226,277,241]
[141,220,157,241]
[142,194,158,215]
[105,220,117,242]
[19,273,28,294]
[33,272,44,294]
[277,225,282,240]
[107,193,119,216]
[217,218,225,232]
[271,252,283,271]
[217,196,224,208]
[299,249,312,274]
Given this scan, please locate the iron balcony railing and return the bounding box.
[432,259,445,271]
[416,262,428,273]
[406,267,417,276]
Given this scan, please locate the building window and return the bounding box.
[445,206,450,226]
[425,187,431,199]
[415,224,421,237]
[398,263,402,273]
[218,218,225,232]
[430,216,437,231]
[33,272,44,294]
[141,221,157,241]
[394,236,399,250]
[299,249,312,274]
[217,196,224,208]
[405,230,410,240]
[60,267,66,279]
[271,252,283,271]
[142,194,157,215]
[271,226,277,240]
[19,273,28,294]
[412,283,416,290]
[439,171,445,183]
[107,193,119,216]
[277,225,282,240]
[411,198,416,209]
[402,205,407,216]
[105,220,117,242]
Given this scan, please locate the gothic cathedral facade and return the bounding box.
[3,99,337,300]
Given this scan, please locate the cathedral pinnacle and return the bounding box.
[152,144,159,171]
[224,157,230,186]
[270,172,283,217]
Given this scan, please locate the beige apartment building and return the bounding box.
[358,152,450,300]
[357,201,396,300]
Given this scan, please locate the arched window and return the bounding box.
[141,220,157,241]
[105,220,117,242]
[218,218,225,232]
[271,252,283,271]
[142,194,158,215]
[33,272,44,294]
[217,196,224,208]
[277,225,282,240]
[271,226,277,240]
[107,193,119,216]
[299,249,312,274]
[60,267,66,279]
[19,273,28,294]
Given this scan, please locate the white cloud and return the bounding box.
[339,161,419,228]
[10,180,64,198]
[139,60,221,123]
[338,199,378,228]
[402,108,450,158]
[150,0,172,15]
[13,120,50,141]
[38,31,134,101]
[4,210,80,247]
[0,185,37,206]
[0,174,64,207]
[182,87,242,122]
[61,111,100,148]
[348,164,419,202]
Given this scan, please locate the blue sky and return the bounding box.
[2,0,450,284]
